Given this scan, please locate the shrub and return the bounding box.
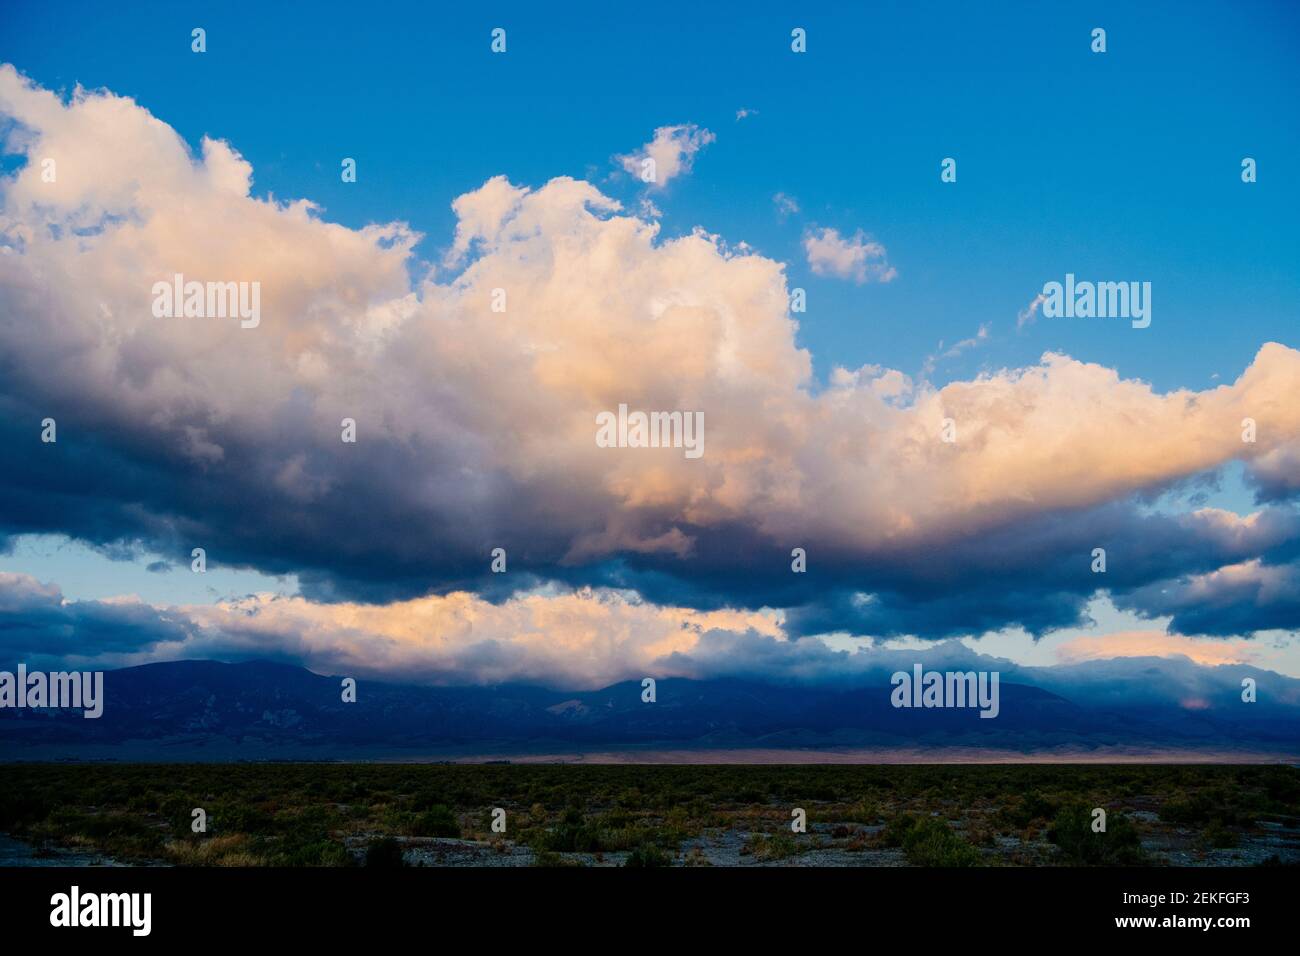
[624,844,671,867]
[1199,821,1238,850]
[743,833,801,862]
[1159,790,1245,828]
[411,805,460,838]
[1048,805,1145,865]
[999,791,1058,829]
[901,818,981,867]
[879,812,919,848]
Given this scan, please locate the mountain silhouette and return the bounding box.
[2,659,1297,759]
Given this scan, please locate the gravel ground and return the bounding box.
[343,813,1300,867]
[0,833,132,867]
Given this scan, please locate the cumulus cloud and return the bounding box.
[615,123,715,188]
[4,572,1298,716]
[803,226,897,283]
[0,570,779,687]
[1117,559,1300,636]
[1,65,1298,651]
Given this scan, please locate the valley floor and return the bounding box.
[1,763,1297,867]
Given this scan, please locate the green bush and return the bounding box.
[1048,805,1145,865]
[999,791,1059,828]
[901,818,981,867]
[880,812,919,847]
[411,805,460,838]
[624,844,671,867]
[280,838,352,867]
[534,822,604,853]
[0,791,54,829]
[1199,821,1239,850]
[1159,790,1245,828]
[745,832,801,862]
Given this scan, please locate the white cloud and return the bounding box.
[803,226,897,283]
[920,323,991,379]
[615,123,715,188]
[2,64,1299,609]
[772,192,800,219]
[8,569,1299,689]
[444,174,531,266]
[1017,292,1047,329]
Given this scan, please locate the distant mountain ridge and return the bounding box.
[2,658,1298,760]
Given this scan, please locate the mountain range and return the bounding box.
[1,657,1297,761]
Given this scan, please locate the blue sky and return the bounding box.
[5,0,1297,390]
[0,0,1297,691]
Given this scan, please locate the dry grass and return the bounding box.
[164,834,262,866]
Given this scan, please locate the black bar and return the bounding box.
[0,865,1287,942]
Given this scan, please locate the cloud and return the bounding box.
[1055,629,1258,667]
[735,108,758,121]
[0,572,194,663]
[1017,292,1046,329]
[921,323,991,378]
[444,174,530,266]
[1,65,1299,645]
[1247,444,1300,502]
[772,192,799,219]
[1117,559,1300,636]
[0,570,780,688]
[803,227,897,283]
[615,124,715,188]
[4,571,1298,719]
[945,323,991,357]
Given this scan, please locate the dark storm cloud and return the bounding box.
[596,499,1300,638]
[1117,559,1300,637]
[0,572,193,662]
[4,383,1300,640]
